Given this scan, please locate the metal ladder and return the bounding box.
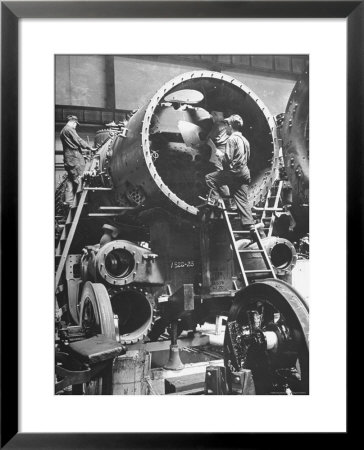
[220,200,277,287]
[55,158,97,293]
[254,180,284,237]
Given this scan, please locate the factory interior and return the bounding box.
[55,54,309,396]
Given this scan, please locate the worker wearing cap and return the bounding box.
[60,115,95,206]
[205,114,255,231]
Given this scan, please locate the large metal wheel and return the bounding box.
[224,279,309,395]
[79,282,116,339]
[78,282,116,394]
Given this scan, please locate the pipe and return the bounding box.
[236,236,297,277]
[110,287,154,344]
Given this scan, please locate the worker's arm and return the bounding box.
[68,127,94,151]
[207,138,224,165]
[222,137,235,169]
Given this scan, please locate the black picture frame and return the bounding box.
[1,1,359,447]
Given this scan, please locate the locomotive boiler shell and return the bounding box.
[280,70,309,236]
[109,71,282,215]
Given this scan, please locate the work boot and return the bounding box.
[206,193,220,207]
[249,225,257,240]
[226,198,237,211]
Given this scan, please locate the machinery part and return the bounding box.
[230,369,256,395]
[109,71,280,216]
[236,236,297,277]
[55,351,109,394]
[88,123,129,191]
[64,254,82,324]
[94,118,128,147]
[280,69,309,236]
[297,233,309,259]
[79,281,116,339]
[110,286,154,344]
[224,279,309,394]
[78,281,116,394]
[267,239,297,275]
[164,320,184,370]
[204,365,228,395]
[126,185,146,206]
[89,239,163,287]
[148,317,170,342]
[163,345,185,371]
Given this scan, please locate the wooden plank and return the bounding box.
[147,370,165,395]
[151,359,224,382]
[127,332,210,352]
[167,387,204,395]
[165,372,205,394]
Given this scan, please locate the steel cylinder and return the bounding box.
[108,71,280,215]
[280,69,309,235]
[82,240,164,286]
[81,240,161,344]
[110,286,154,344]
[237,236,297,277]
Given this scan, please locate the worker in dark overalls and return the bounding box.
[207,111,236,209]
[205,114,255,232]
[60,115,95,206]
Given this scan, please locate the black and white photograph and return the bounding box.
[54,54,310,396]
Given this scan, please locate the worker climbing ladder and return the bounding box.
[220,199,277,287]
[55,128,129,296]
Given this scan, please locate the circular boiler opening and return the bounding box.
[148,74,274,208]
[105,249,135,278]
[270,243,293,270]
[111,290,153,343]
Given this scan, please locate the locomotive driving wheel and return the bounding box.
[78,282,116,394]
[224,279,309,395]
[79,282,116,339]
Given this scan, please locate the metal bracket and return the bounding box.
[204,365,227,395]
[142,253,159,261]
[183,284,194,311]
[119,127,128,138]
[231,369,256,395]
